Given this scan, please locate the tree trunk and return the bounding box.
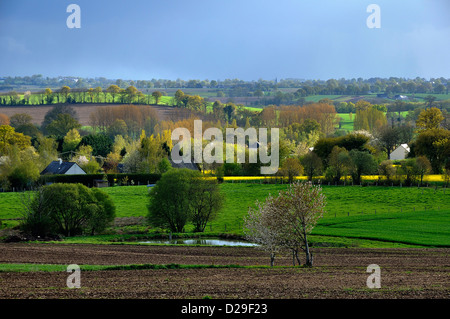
[292,248,302,266]
[304,234,313,267]
[292,249,296,266]
[295,249,302,265]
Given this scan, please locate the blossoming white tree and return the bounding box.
[244,181,326,267]
[243,196,283,267]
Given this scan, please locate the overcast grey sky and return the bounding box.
[1,0,449,81]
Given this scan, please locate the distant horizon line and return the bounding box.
[1,74,449,82]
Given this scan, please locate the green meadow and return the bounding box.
[212,183,450,247]
[337,113,354,131]
[1,183,449,247]
[304,95,344,102]
[412,93,450,101]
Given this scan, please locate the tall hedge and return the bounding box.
[38,173,161,187]
[313,133,370,165]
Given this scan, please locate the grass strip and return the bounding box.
[0,264,106,272]
[0,263,259,273]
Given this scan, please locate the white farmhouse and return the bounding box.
[390,144,410,160]
[40,159,86,175]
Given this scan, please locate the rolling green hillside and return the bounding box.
[1,183,448,247]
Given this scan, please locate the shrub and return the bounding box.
[147,169,196,232]
[300,151,323,181]
[147,169,223,233]
[314,133,370,165]
[19,189,55,237]
[6,161,40,189]
[190,177,224,232]
[349,149,377,184]
[217,163,242,176]
[279,157,304,183]
[325,146,351,183]
[87,188,116,235]
[397,159,420,186]
[378,160,396,183]
[20,183,116,237]
[157,157,172,174]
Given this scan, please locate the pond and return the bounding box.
[139,238,258,247]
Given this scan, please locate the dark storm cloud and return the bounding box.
[0,0,449,80]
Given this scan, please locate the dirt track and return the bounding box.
[0,244,448,299]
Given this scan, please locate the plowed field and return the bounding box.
[0,244,448,299]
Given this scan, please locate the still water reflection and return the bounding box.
[140,238,258,246]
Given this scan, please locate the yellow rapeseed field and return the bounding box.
[216,175,445,182]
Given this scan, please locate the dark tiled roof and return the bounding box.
[40,161,80,175]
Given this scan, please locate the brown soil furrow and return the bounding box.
[0,243,448,299]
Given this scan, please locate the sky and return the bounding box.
[0,0,449,81]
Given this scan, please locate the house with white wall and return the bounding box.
[390,144,410,160]
[40,159,86,175]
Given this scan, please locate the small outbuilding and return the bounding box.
[40,159,86,175]
[93,179,109,188]
[390,144,410,160]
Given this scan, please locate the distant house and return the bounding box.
[394,95,408,100]
[40,159,86,175]
[390,144,410,160]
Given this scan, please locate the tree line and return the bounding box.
[2,75,449,108]
[0,92,449,191]
[0,85,166,106]
[2,74,448,93]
